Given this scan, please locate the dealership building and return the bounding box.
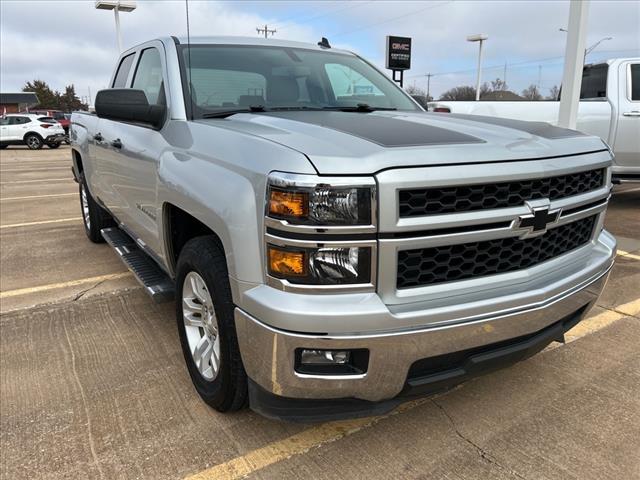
[0,92,39,114]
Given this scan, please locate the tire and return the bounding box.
[24,134,43,150]
[47,143,61,149]
[78,173,114,243]
[175,236,248,412]
[0,145,7,149]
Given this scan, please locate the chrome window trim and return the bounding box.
[264,233,377,294]
[627,62,639,102]
[265,171,377,234]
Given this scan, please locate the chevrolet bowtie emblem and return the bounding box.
[515,199,561,239]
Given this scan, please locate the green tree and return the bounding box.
[22,80,59,109]
[59,85,88,111]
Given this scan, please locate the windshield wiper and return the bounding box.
[322,103,397,113]
[267,106,324,111]
[201,105,266,118]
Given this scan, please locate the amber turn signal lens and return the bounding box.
[268,246,307,277]
[269,189,308,218]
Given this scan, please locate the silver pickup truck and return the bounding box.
[71,36,616,421]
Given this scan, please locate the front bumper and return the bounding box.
[235,230,615,417]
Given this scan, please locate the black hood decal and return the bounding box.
[447,113,587,139]
[263,111,484,148]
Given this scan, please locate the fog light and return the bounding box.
[300,349,350,365]
[295,348,369,376]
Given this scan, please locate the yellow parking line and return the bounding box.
[618,250,640,261]
[615,298,640,317]
[1,193,77,201]
[0,166,70,172]
[0,178,72,185]
[0,272,132,299]
[0,217,81,229]
[184,397,431,480]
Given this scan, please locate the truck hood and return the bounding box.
[197,111,607,175]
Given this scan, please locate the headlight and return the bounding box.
[267,173,375,227]
[267,243,372,285]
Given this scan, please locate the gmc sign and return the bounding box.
[385,36,412,71]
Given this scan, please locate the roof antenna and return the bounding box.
[317,37,331,49]
[185,0,194,120]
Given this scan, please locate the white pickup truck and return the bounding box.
[430,58,639,183]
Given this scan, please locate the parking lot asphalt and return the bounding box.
[1,146,638,480]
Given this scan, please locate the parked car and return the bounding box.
[71,36,615,421]
[0,113,66,149]
[429,58,640,183]
[28,109,71,136]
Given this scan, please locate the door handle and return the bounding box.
[111,139,123,149]
[622,111,640,117]
[93,133,103,142]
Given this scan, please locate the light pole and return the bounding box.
[559,28,612,61]
[467,34,488,101]
[95,1,137,53]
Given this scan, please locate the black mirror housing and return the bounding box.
[95,89,166,129]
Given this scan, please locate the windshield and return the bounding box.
[179,45,419,118]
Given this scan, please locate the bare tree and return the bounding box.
[521,84,543,101]
[440,85,476,101]
[405,85,433,106]
[547,85,560,101]
[490,77,508,91]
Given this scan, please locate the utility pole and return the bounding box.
[256,24,276,38]
[426,73,432,101]
[503,62,507,85]
[538,65,542,89]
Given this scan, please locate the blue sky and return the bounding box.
[1,0,638,101]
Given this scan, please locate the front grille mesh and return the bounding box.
[399,168,604,217]
[397,216,596,289]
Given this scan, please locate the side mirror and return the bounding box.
[95,89,166,129]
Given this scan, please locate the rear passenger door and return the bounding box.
[8,116,31,140]
[97,43,168,257]
[614,61,640,171]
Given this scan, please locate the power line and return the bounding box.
[276,1,373,30]
[330,1,453,38]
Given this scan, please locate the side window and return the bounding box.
[324,63,384,102]
[631,64,640,101]
[580,64,608,99]
[132,48,165,105]
[0,118,9,126]
[10,117,31,125]
[112,53,135,88]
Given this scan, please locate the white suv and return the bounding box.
[0,114,66,150]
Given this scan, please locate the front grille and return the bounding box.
[396,216,596,289]
[399,168,604,217]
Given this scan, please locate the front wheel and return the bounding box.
[78,173,114,242]
[25,134,43,150]
[175,236,248,412]
[47,143,61,149]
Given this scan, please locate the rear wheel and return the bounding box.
[176,236,248,412]
[47,143,61,149]
[25,134,43,150]
[79,173,114,243]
